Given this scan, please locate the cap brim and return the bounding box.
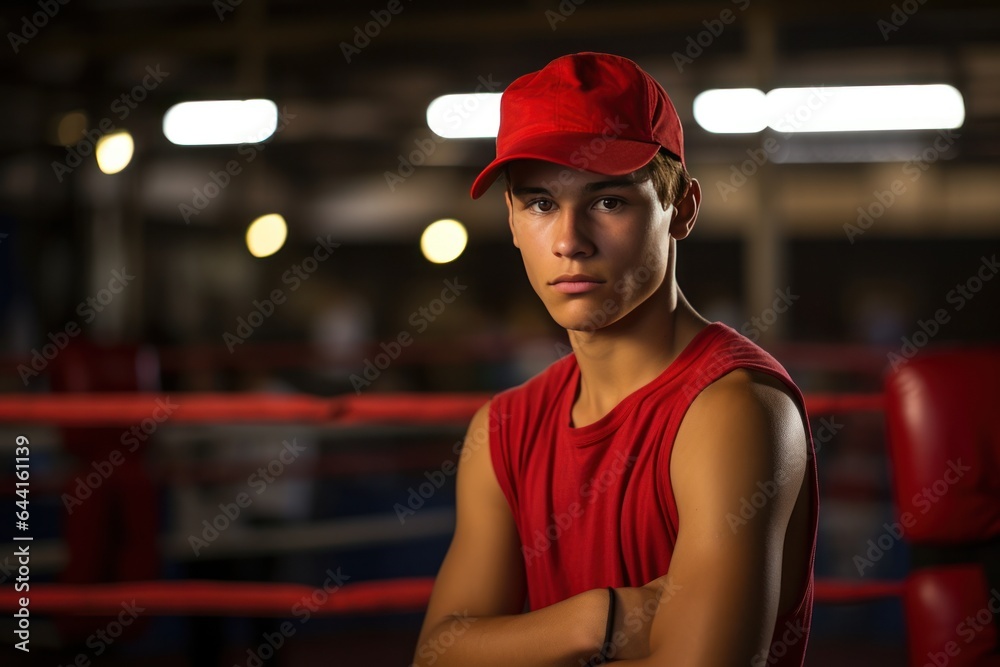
[469,132,662,199]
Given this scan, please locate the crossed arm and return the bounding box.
[411,369,810,667]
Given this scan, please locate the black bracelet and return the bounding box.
[587,586,616,666]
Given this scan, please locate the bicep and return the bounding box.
[415,400,526,646]
[647,371,807,666]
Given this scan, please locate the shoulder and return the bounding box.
[457,399,505,501]
[671,368,809,525]
[698,367,805,428]
[686,367,808,462]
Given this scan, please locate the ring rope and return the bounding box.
[0,577,903,616]
[0,392,883,426]
[0,391,891,617]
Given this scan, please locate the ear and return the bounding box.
[504,189,520,248]
[669,177,701,241]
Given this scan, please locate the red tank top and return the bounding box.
[488,321,818,666]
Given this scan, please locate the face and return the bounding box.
[504,159,699,334]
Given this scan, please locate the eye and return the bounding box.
[595,197,624,211]
[526,198,555,213]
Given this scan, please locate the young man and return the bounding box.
[412,52,818,667]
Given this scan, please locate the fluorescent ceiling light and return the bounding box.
[163,99,278,146]
[694,89,768,133]
[695,84,964,134]
[768,85,964,132]
[426,93,502,138]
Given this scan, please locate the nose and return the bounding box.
[551,207,596,259]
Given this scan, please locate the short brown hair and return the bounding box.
[635,150,691,209]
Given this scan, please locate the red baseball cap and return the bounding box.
[469,52,684,199]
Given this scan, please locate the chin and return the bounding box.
[544,300,616,333]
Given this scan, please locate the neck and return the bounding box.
[567,282,709,427]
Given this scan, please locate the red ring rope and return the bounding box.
[0,579,434,616]
[0,391,892,618]
[0,577,899,616]
[0,392,490,426]
[0,392,882,426]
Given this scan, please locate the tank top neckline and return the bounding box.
[561,321,727,447]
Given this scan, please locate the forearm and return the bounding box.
[596,578,678,663]
[412,587,607,667]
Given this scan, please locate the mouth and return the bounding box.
[549,274,604,294]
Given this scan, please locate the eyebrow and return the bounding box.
[584,179,639,192]
[510,186,551,197]
[510,179,639,197]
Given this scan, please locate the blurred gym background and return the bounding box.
[1,1,998,665]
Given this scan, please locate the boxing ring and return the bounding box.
[1,344,997,666]
[0,389,888,608]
